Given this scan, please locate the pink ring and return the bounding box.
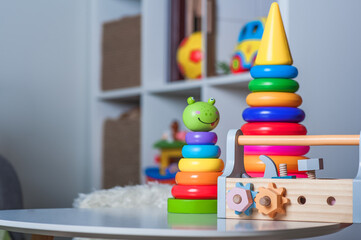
[244,145,310,156]
[247,172,308,178]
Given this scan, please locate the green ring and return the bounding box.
[249,78,299,93]
[168,198,217,214]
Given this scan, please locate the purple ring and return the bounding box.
[186,132,217,145]
[244,145,310,156]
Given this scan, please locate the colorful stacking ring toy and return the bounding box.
[242,107,305,123]
[185,132,217,145]
[168,198,217,214]
[248,78,299,93]
[241,122,307,135]
[246,92,302,107]
[244,145,310,156]
[250,65,298,78]
[171,185,217,199]
[182,145,220,158]
[247,171,308,178]
[244,155,308,172]
[175,172,222,185]
[178,158,224,172]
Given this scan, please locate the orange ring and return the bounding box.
[244,155,308,172]
[246,92,302,107]
[176,172,223,185]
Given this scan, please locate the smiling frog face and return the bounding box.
[183,97,220,132]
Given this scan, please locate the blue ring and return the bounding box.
[250,65,298,78]
[182,145,221,158]
[242,107,305,123]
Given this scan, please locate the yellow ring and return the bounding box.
[179,158,224,172]
[246,92,302,107]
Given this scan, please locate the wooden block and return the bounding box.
[225,178,353,223]
[298,158,324,171]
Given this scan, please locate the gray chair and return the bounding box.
[0,155,24,240]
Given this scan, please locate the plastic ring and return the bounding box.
[186,132,217,145]
[178,158,224,172]
[175,172,222,185]
[182,145,220,158]
[248,78,299,92]
[250,65,298,78]
[171,185,217,199]
[246,92,302,107]
[247,171,308,178]
[242,107,305,123]
[168,198,217,213]
[244,155,308,172]
[244,145,310,156]
[241,122,307,135]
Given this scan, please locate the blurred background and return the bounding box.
[0,0,360,238]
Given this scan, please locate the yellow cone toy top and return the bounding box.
[254,2,293,66]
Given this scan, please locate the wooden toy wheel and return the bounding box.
[254,183,290,218]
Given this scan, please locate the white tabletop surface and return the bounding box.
[0,208,350,239]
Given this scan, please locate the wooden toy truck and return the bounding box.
[217,129,361,223]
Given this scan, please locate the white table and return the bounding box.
[0,208,350,240]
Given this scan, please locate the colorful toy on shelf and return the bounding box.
[177,32,202,79]
[218,2,361,224]
[168,97,222,214]
[230,18,266,74]
[240,2,308,178]
[145,121,186,184]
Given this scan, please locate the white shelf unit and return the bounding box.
[89,0,281,188]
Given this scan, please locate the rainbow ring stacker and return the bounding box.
[185,132,217,145]
[171,185,217,199]
[178,158,224,172]
[250,65,298,78]
[175,172,222,185]
[243,107,305,123]
[241,122,307,135]
[182,145,220,158]
[168,199,217,214]
[246,92,302,107]
[244,145,310,156]
[248,78,299,93]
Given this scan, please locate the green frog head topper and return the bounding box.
[183,97,220,132]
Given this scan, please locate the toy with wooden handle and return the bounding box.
[238,135,360,146]
[217,129,361,223]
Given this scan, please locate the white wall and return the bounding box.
[0,0,90,208]
[288,0,361,239]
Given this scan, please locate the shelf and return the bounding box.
[147,80,202,97]
[206,72,252,88]
[98,86,142,102]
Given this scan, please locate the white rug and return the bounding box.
[73,182,172,209]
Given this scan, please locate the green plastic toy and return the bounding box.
[182,97,220,132]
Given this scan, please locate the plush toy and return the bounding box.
[230,18,266,74]
[177,32,202,79]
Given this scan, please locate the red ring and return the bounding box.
[171,185,217,199]
[241,122,307,135]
